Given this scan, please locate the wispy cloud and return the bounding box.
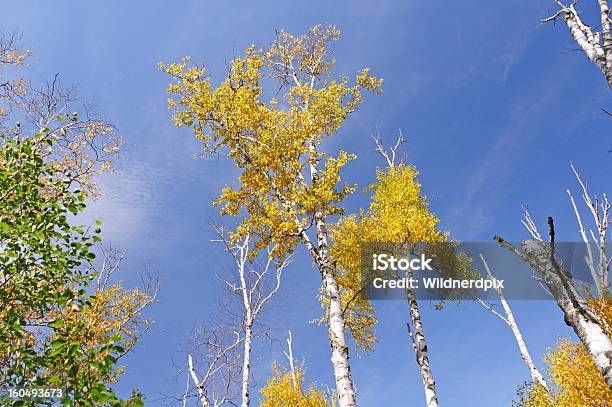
[447,82,560,239]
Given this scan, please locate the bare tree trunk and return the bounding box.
[373,132,439,406]
[284,330,297,388]
[496,235,612,390]
[500,296,548,389]
[241,324,252,407]
[405,271,439,407]
[478,255,549,390]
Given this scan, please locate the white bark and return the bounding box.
[317,215,358,407]
[186,328,244,407]
[375,133,440,406]
[240,325,252,407]
[283,330,298,388]
[495,234,612,390]
[187,230,287,407]
[542,0,612,89]
[405,270,439,407]
[188,353,210,407]
[599,0,612,85]
[477,255,549,390]
[224,233,287,407]
[270,42,358,406]
[308,140,357,407]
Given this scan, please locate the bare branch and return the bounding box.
[372,128,405,168]
[283,330,297,388]
[568,164,609,295]
[521,206,543,241]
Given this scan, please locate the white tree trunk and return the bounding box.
[598,0,612,87]
[188,353,210,407]
[479,255,549,390]
[306,141,357,407]
[497,237,612,390]
[405,271,439,407]
[543,1,612,88]
[241,324,253,407]
[317,213,358,407]
[499,290,548,389]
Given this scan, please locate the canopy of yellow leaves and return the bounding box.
[330,165,471,350]
[259,364,330,407]
[160,25,382,260]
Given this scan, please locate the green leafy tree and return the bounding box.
[0,132,142,406]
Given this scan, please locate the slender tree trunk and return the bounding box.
[564,9,610,87]
[286,331,297,388]
[405,270,439,407]
[479,255,549,390]
[241,324,253,407]
[306,141,357,407]
[497,237,612,390]
[547,2,612,88]
[499,290,548,389]
[188,354,210,407]
[316,212,357,407]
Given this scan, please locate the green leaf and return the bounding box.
[50,339,67,349]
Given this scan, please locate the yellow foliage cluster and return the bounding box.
[160,25,382,261]
[259,364,331,407]
[515,299,612,406]
[67,283,154,350]
[43,282,156,383]
[330,165,471,350]
[0,278,155,385]
[0,35,29,118]
[52,122,123,196]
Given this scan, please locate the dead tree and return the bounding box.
[494,168,612,389]
[542,0,612,89]
[475,255,549,390]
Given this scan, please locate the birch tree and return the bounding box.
[475,255,549,390]
[183,225,289,407]
[161,25,382,407]
[214,226,289,407]
[542,0,612,89]
[330,133,471,407]
[494,166,612,389]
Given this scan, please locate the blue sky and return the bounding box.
[2,1,611,405]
